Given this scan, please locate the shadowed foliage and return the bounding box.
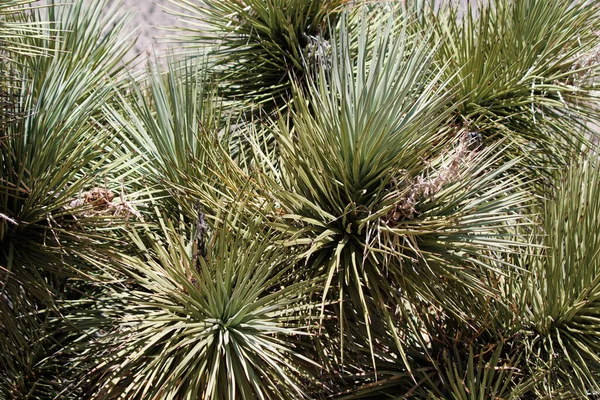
[0,1,139,397]
[167,0,345,113]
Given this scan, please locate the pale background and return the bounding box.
[107,0,193,60]
[33,0,476,62]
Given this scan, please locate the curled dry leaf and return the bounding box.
[65,187,142,220]
[84,187,115,209]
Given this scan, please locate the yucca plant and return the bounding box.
[3,0,600,397]
[335,273,537,398]
[0,0,135,304]
[0,0,45,58]
[107,56,248,222]
[0,0,43,133]
[344,344,535,399]
[411,0,600,175]
[350,152,600,398]
[0,0,139,396]
[245,13,532,382]
[513,155,600,398]
[0,0,135,268]
[419,343,535,399]
[168,0,345,113]
[68,205,322,399]
[0,296,92,399]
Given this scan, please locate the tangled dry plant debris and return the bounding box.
[66,185,142,221]
[573,31,600,78]
[386,133,479,223]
